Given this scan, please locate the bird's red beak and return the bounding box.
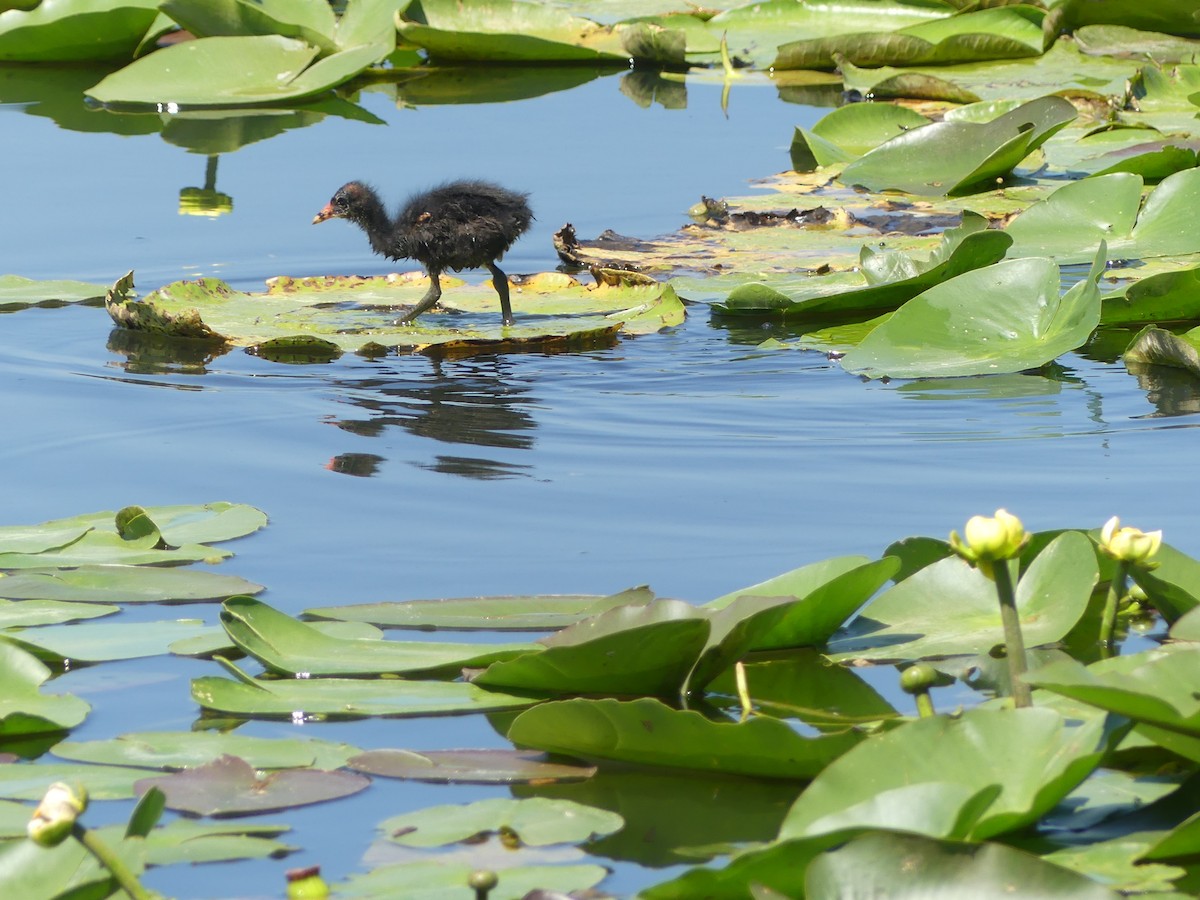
[312,203,337,225]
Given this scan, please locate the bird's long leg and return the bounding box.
[486,262,514,326]
[396,268,442,324]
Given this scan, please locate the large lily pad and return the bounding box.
[219,596,537,676]
[0,274,109,307]
[839,96,1077,196]
[105,271,683,356]
[780,706,1124,842]
[774,6,1046,71]
[86,35,388,108]
[136,754,369,816]
[159,0,340,55]
[53,730,359,771]
[333,860,608,900]
[96,818,297,866]
[507,697,865,779]
[1004,169,1200,263]
[0,565,263,605]
[0,643,90,737]
[306,587,654,631]
[0,599,116,628]
[805,831,1121,899]
[192,659,539,719]
[838,247,1104,380]
[790,102,932,171]
[828,533,1097,662]
[0,0,160,62]
[2,618,215,664]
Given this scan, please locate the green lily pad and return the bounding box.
[1122,324,1200,381]
[0,0,160,62]
[95,818,297,865]
[1025,645,1200,740]
[135,753,369,817]
[790,102,932,170]
[3,618,216,664]
[839,95,1077,196]
[805,831,1121,899]
[219,596,538,676]
[1060,1,1200,39]
[348,748,595,784]
[380,796,623,847]
[780,705,1124,842]
[0,598,116,628]
[507,697,865,779]
[472,599,710,697]
[0,565,263,605]
[0,821,147,900]
[105,271,684,356]
[160,0,339,55]
[306,586,653,631]
[712,215,1012,323]
[827,532,1097,662]
[397,0,635,64]
[1101,265,1200,325]
[0,760,153,800]
[0,643,89,737]
[774,6,1046,71]
[0,274,109,307]
[53,730,359,771]
[838,246,1104,380]
[1005,169,1200,263]
[86,35,387,108]
[192,658,539,719]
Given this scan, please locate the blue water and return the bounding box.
[2,65,1198,898]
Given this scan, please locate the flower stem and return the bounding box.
[73,824,155,900]
[1100,560,1128,655]
[992,559,1031,708]
[915,691,936,719]
[734,661,753,723]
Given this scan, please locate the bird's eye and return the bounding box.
[335,196,348,209]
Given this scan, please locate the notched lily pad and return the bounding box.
[379,796,623,847]
[348,748,595,784]
[0,642,90,737]
[105,270,684,358]
[135,753,369,817]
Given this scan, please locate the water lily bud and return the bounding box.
[469,869,499,898]
[900,663,938,695]
[285,865,329,900]
[27,782,87,847]
[1099,516,1162,564]
[950,509,1028,563]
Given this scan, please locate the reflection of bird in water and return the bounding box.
[313,180,533,326]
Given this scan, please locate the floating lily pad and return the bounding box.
[472,599,709,697]
[827,532,1097,661]
[3,618,216,664]
[0,598,116,628]
[136,754,369,817]
[0,760,153,800]
[780,706,1123,842]
[1004,169,1200,263]
[0,565,263,605]
[1101,265,1200,325]
[54,730,359,771]
[95,817,297,865]
[305,586,654,631]
[86,35,389,108]
[805,831,1122,899]
[774,6,1046,71]
[838,246,1104,380]
[790,102,932,171]
[160,0,340,55]
[105,270,684,357]
[0,274,109,307]
[348,748,595,784]
[0,0,160,62]
[219,596,538,676]
[1123,324,1200,381]
[507,697,865,779]
[0,643,90,737]
[332,860,608,900]
[192,658,539,719]
[380,796,623,847]
[839,95,1077,196]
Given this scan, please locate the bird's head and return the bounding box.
[312,181,373,225]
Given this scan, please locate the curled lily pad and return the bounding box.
[0,0,160,62]
[0,643,90,737]
[1122,324,1200,380]
[839,95,1077,196]
[790,102,932,171]
[136,754,369,817]
[219,596,537,676]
